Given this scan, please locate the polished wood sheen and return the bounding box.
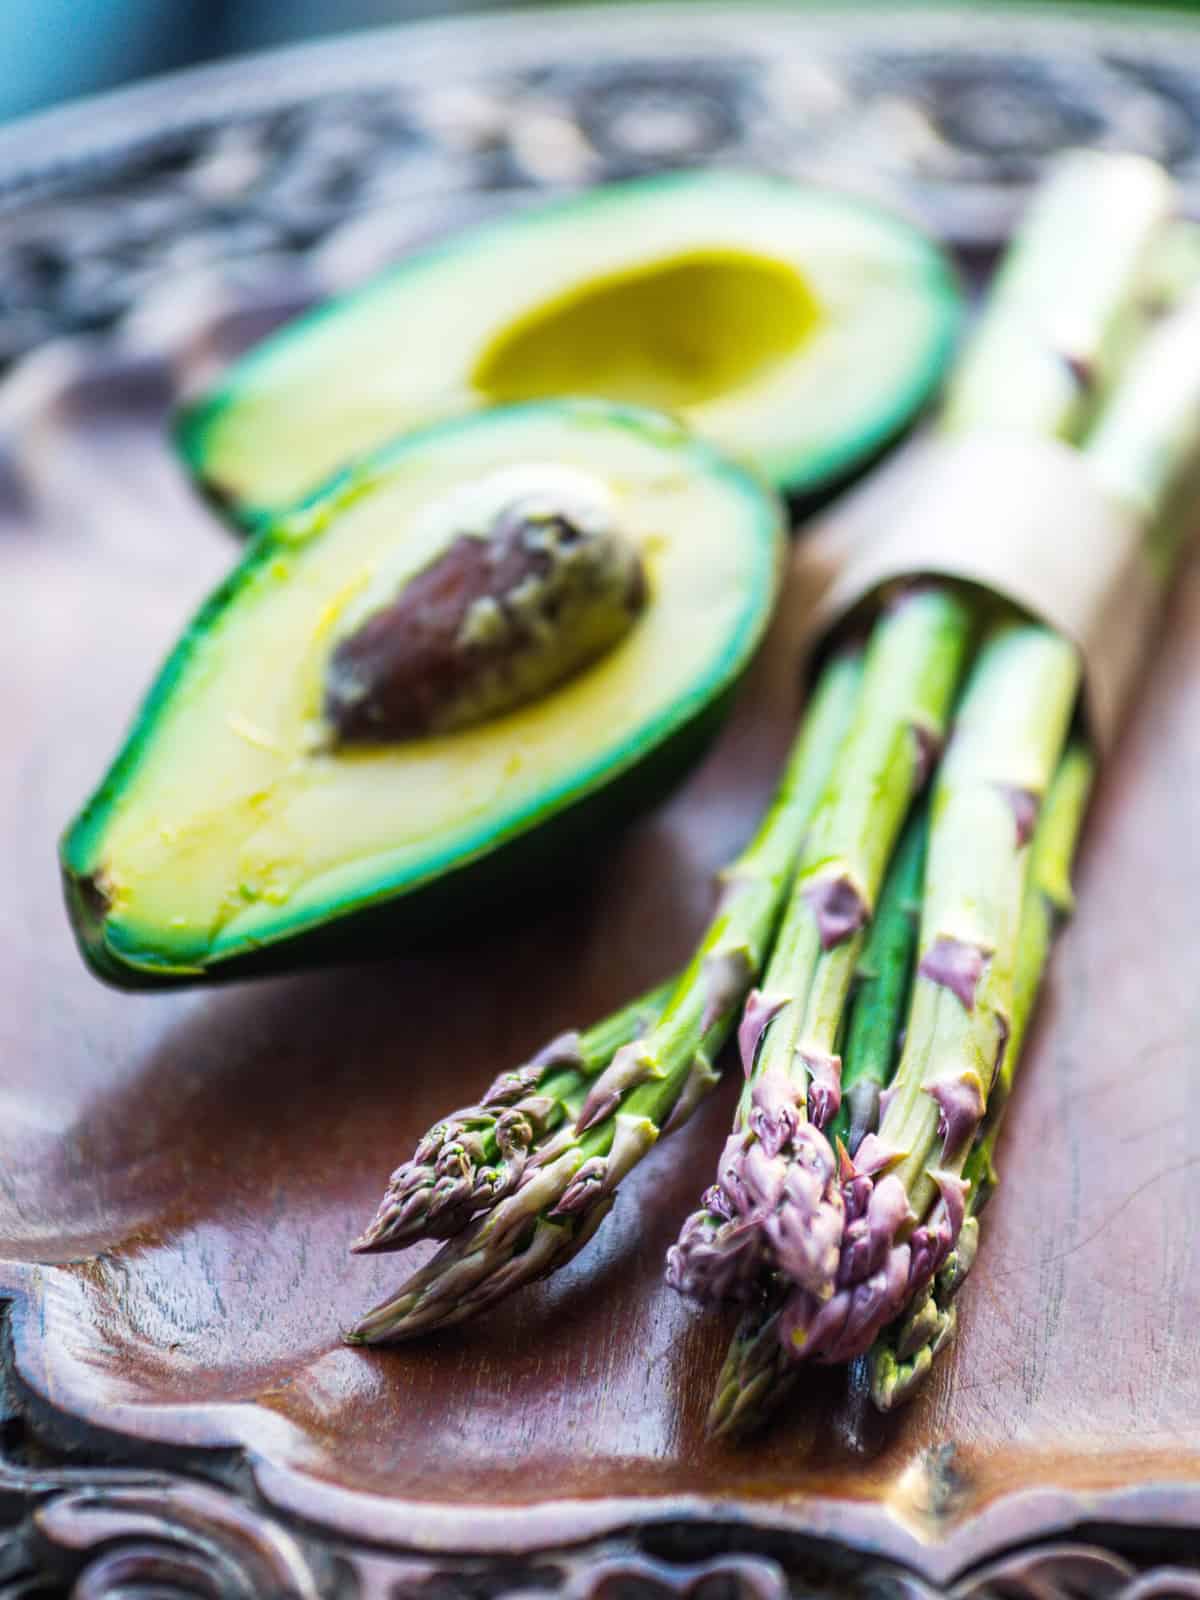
[2,339,1199,1584]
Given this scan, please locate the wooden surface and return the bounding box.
[2,330,1200,1586]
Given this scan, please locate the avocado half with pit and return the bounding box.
[63,400,784,987]
[177,170,962,529]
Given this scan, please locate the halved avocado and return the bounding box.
[176,170,961,529]
[63,400,784,988]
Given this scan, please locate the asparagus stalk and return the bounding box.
[706,807,927,1439]
[345,152,1191,1352]
[829,810,926,1158]
[869,740,1094,1409]
[666,589,971,1312]
[965,742,1094,1211]
[865,274,1200,1406]
[938,150,1171,442]
[777,616,1080,1364]
[685,149,1177,1427]
[345,649,863,1343]
[352,977,677,1252]
[1083,287,1200,565]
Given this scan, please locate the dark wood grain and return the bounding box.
[2,325,1200,1587]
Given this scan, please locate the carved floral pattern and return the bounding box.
[0,1422,1196,1600]
[2,7,1200,364]
[2,8,1200,1595]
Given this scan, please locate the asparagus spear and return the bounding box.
[666,588,971,1313]
[938,150,1171,442]
[705,623,1079,1399]
[706,807,927,1439]
[869,740,1094,1409]
[686,149,1177,1428]
[352,978,677,1252]
[777,616,1080,1364]
[345,649,863,1343]
[866,273,1200,1405]
[707,737,1091,1433]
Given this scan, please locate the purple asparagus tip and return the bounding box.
[667,1118,845,1309]
[782,1241,912,1365]
[907,1169,970,1291]
[773,1132,915,1364]
[836,1172,912,1288]
[666,1186,764,1306]
[759,1123,844,1299]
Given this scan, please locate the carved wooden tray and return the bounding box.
[4,7,1200,1597]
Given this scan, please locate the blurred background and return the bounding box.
[0,0,1197,370]
[3,1,523,123]
[0,0,1189,124]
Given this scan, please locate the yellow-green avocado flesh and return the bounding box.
[63,401,784,987]
[177,170,962,527]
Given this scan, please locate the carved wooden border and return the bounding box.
[1,2,1200,370]
[5,8,1200,1593]
[3,1440,1200,1598]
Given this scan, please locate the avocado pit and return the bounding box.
[324,476,647,742]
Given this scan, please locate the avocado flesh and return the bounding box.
[63,402,783,985]
[177,171,961,525]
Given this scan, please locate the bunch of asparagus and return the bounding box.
[347,152,1200,1435]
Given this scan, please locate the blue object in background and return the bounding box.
[0,0,208,122]
[0,0,496,124]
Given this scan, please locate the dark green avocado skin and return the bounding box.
[61,399,782,990]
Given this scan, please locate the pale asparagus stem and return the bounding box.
[710,152,1196,1427]
[867,271,1200,1409]
[1082,284,1200,574]
[967,743,1094,1206]
[939,150,1172,443]
[344,652,864,1344]
[351,978,677,1252]
[869,742,1094,1410]
[888,622,1081,1213]
[668,589,971,1316]
[1141,221,1200,319]
[778,618,1081,1370]
[740,588,971,1135]
[706,812,927,1439]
